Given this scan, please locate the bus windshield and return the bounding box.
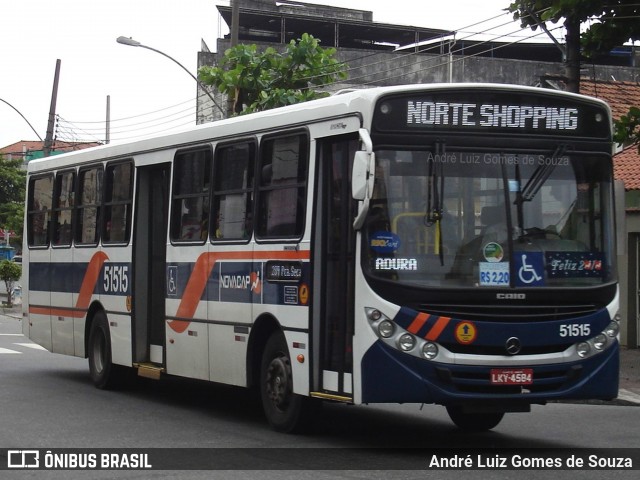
[362,149,615,288]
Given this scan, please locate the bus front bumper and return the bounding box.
[360,340,619,406]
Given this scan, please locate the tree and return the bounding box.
[615,107,640,151]
[0,155,26,248]
[0,260,21,307]
[508,1,640,92]
[198,33,347,115]
[508,1,640,147]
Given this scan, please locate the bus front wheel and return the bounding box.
[88,311,120,389]
[446,406,504,431]
[260,332,308,433]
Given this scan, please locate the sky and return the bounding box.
[0,0,559,149]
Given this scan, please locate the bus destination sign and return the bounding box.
[373,90,609,138]
[407,101,577,130]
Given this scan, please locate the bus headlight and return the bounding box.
[422,342,438,360]
[378,320,395,338]
[576,342,590,358]
[398,333,415,351]
[593,334,607,350]
[605,320,619,338]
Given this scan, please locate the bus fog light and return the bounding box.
[378,320,394,338]
[368,309,382,321]
[422,342,438,360]
[605,321,619,338]
[577,342,590,358]
[593,334,607,350]
[398,333,415,351]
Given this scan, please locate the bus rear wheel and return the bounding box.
[446,406,504,431]
[260,332,308,433]
[88,311,122,389]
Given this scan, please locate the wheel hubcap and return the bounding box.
[266,355,292,410]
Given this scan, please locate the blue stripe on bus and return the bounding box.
[165,261,311,307]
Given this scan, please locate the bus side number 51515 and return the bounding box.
[103,265,129,294]
[559,323,590,337]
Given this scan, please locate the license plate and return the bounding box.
[490,368,533,385]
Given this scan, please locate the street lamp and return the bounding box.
[116,36,224,119]
[0,98,43,141]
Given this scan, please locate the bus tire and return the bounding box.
[260,332,308,433]
[88,310,121,390]
[446,406,504,431]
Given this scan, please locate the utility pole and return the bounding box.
[105,95,111,144]
[228,0,240,117]
[43,59,61,157]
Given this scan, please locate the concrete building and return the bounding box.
[197,1,639,121]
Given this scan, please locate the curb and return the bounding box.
[615,389,640,406]
[555,389,640,407]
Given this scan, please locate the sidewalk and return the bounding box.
[1,304,638,405]
[617,346,640,406]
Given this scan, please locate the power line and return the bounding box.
[64,97,195,124]
[56,5,569,141]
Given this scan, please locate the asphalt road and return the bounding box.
[1,314,639,479]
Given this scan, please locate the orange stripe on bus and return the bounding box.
[425,316,451,341]
[77,251,109,309]
[407,313,429,334]
[169,250,310,333]
[29,306,87,318]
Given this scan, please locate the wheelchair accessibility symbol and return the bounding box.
[167,266,178,296]
[514,252,545,286]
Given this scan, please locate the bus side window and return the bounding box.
[27,175,54,247]
[170,147,212,242]
[52,170,75,246]
[75,166,103,245]
[103,162,133,244]
[212,141,255,241]
[257,133,308,239]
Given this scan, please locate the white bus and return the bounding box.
[23,84,619,432]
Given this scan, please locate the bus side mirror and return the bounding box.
[352,129,375,229]
[352,151,370,201]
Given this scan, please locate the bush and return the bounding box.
[0,259,21,307]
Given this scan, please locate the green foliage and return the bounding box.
[0,259,21,307]
[0,155,26,248]
[198,33,347,115]
[508,1,640,56]
[614,107,640,152]
[508,1,640,144]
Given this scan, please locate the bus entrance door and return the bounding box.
[132,163,170,376]
[312,135,358,401]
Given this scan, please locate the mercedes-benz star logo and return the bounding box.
[505,337,522,355]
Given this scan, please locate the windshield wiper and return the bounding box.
[516,145,567,204]
[424,141,446,265]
